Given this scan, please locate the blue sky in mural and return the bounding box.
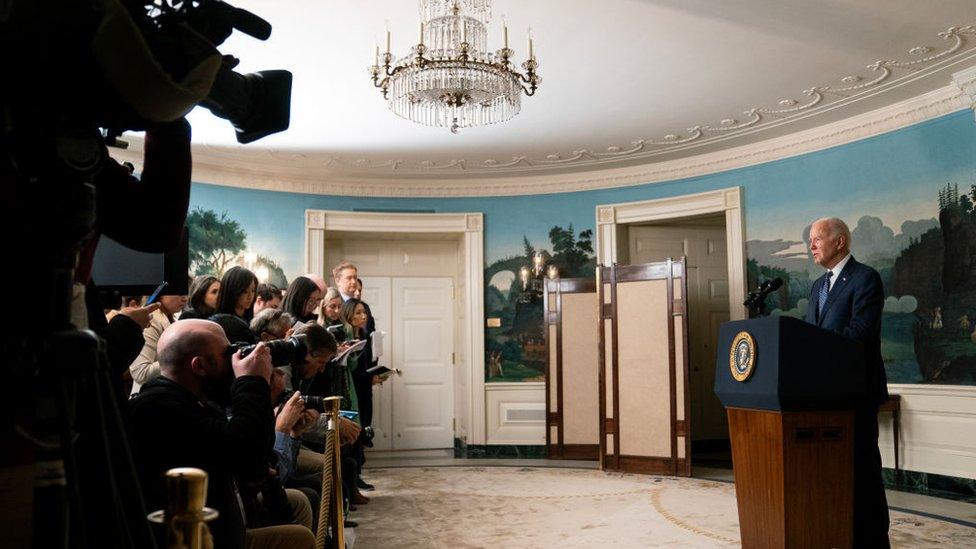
[189,110,976,282]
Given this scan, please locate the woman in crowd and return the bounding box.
[215,266,258,321]
[281,276,323,325]
[128,293,187,395]
[316,287,343,327]
[179,274,220,319]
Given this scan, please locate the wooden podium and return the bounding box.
[714,316,867,548]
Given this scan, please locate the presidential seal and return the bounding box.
[729,331,756,382]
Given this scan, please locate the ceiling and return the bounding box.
[123,1,976,189]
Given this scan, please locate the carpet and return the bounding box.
[351,466,976,548]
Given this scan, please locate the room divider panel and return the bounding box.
[544,278,600,460]
[598,258,691,475]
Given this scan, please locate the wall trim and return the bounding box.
[303,210,487,445]
[880,383,976,481]
[595,187,748,321]
[112,70,976,197]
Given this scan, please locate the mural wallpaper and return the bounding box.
[186,109,976,386]
[485,226,596,381]
[750,182,976,384]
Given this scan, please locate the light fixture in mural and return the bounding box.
[518,251,558,302]
[370,0,540,133]
[233,250,270,283]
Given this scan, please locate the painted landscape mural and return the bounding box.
[750,182,976,384]
[185,110,976,386]
[485,226,596,381]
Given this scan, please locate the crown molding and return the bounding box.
[109,24,976,197]
[111,76,971,197]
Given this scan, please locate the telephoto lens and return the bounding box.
[299,394,326,412]
[228,334,308,367]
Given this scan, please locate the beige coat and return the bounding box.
[129,309,172,395]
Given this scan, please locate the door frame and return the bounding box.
[304,210,486,445]
[595,187,748,321]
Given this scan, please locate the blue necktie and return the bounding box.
[818,271,833,317]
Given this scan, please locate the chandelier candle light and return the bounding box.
[370,0,541,133]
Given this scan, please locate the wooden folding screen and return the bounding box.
[544,278,600,460]
[598,258,691,475]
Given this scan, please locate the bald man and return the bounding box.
[128,320,313,549]
[806,217,889,547]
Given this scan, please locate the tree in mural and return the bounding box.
[548,225,595,277]
[187,208,247,275]
[484,225,598,382]
[255,255,288,287]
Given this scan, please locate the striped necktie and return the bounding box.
[818,271,833,317]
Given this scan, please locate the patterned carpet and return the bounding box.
[350,466,976,548]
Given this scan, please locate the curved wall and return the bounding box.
[190,109,976,480]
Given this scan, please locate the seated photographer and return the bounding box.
[210,314,320,532]
[253,283,283,316]
[180,275,221,320]
[128,293,188,395]
[127,319,314,549]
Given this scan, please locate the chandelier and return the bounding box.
[518,251,558,303]
[370,0,540,133]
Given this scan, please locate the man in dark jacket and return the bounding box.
[805,217,889,547]
[128,319,313,549]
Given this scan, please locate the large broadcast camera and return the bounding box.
[107,0,293,144]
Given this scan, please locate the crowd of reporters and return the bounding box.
[104,261,382,548]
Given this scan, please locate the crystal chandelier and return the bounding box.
[370,0,540,133]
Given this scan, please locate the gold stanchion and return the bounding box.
[147,467,219,549]
[314,396,345,549]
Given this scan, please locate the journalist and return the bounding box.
[127,319,314,549]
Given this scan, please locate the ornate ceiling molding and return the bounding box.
[109,24,976,197]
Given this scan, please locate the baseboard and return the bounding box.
[454,438,546,459]
[883,468,976,504]
[547,444,600,460]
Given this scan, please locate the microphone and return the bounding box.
[743,277,783,309]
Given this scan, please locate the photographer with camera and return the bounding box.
[128,319,314,548]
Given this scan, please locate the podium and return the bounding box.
[714,316,866,548]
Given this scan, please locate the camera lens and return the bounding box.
[299,394,325,412]
[227,334,308,367]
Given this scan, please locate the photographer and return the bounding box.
[128,319,313,548]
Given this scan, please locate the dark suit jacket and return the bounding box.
[129,376,272,549]
[805,256,888,406]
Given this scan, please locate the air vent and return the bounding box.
[506,408,546,422]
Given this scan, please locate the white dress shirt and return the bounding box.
[826,253,852,292]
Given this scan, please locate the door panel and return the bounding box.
[628,225,730,442]
[392,277,455,449]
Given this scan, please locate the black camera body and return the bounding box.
[229,334,308,367]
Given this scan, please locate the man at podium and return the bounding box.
[806,217,890,547]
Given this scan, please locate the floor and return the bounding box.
[341,450,976,546]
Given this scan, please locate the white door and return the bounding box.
[358,276,393,451]
[392,277,455,449]
[629,224,730,442]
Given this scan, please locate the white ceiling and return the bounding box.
[152,1,976,184]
